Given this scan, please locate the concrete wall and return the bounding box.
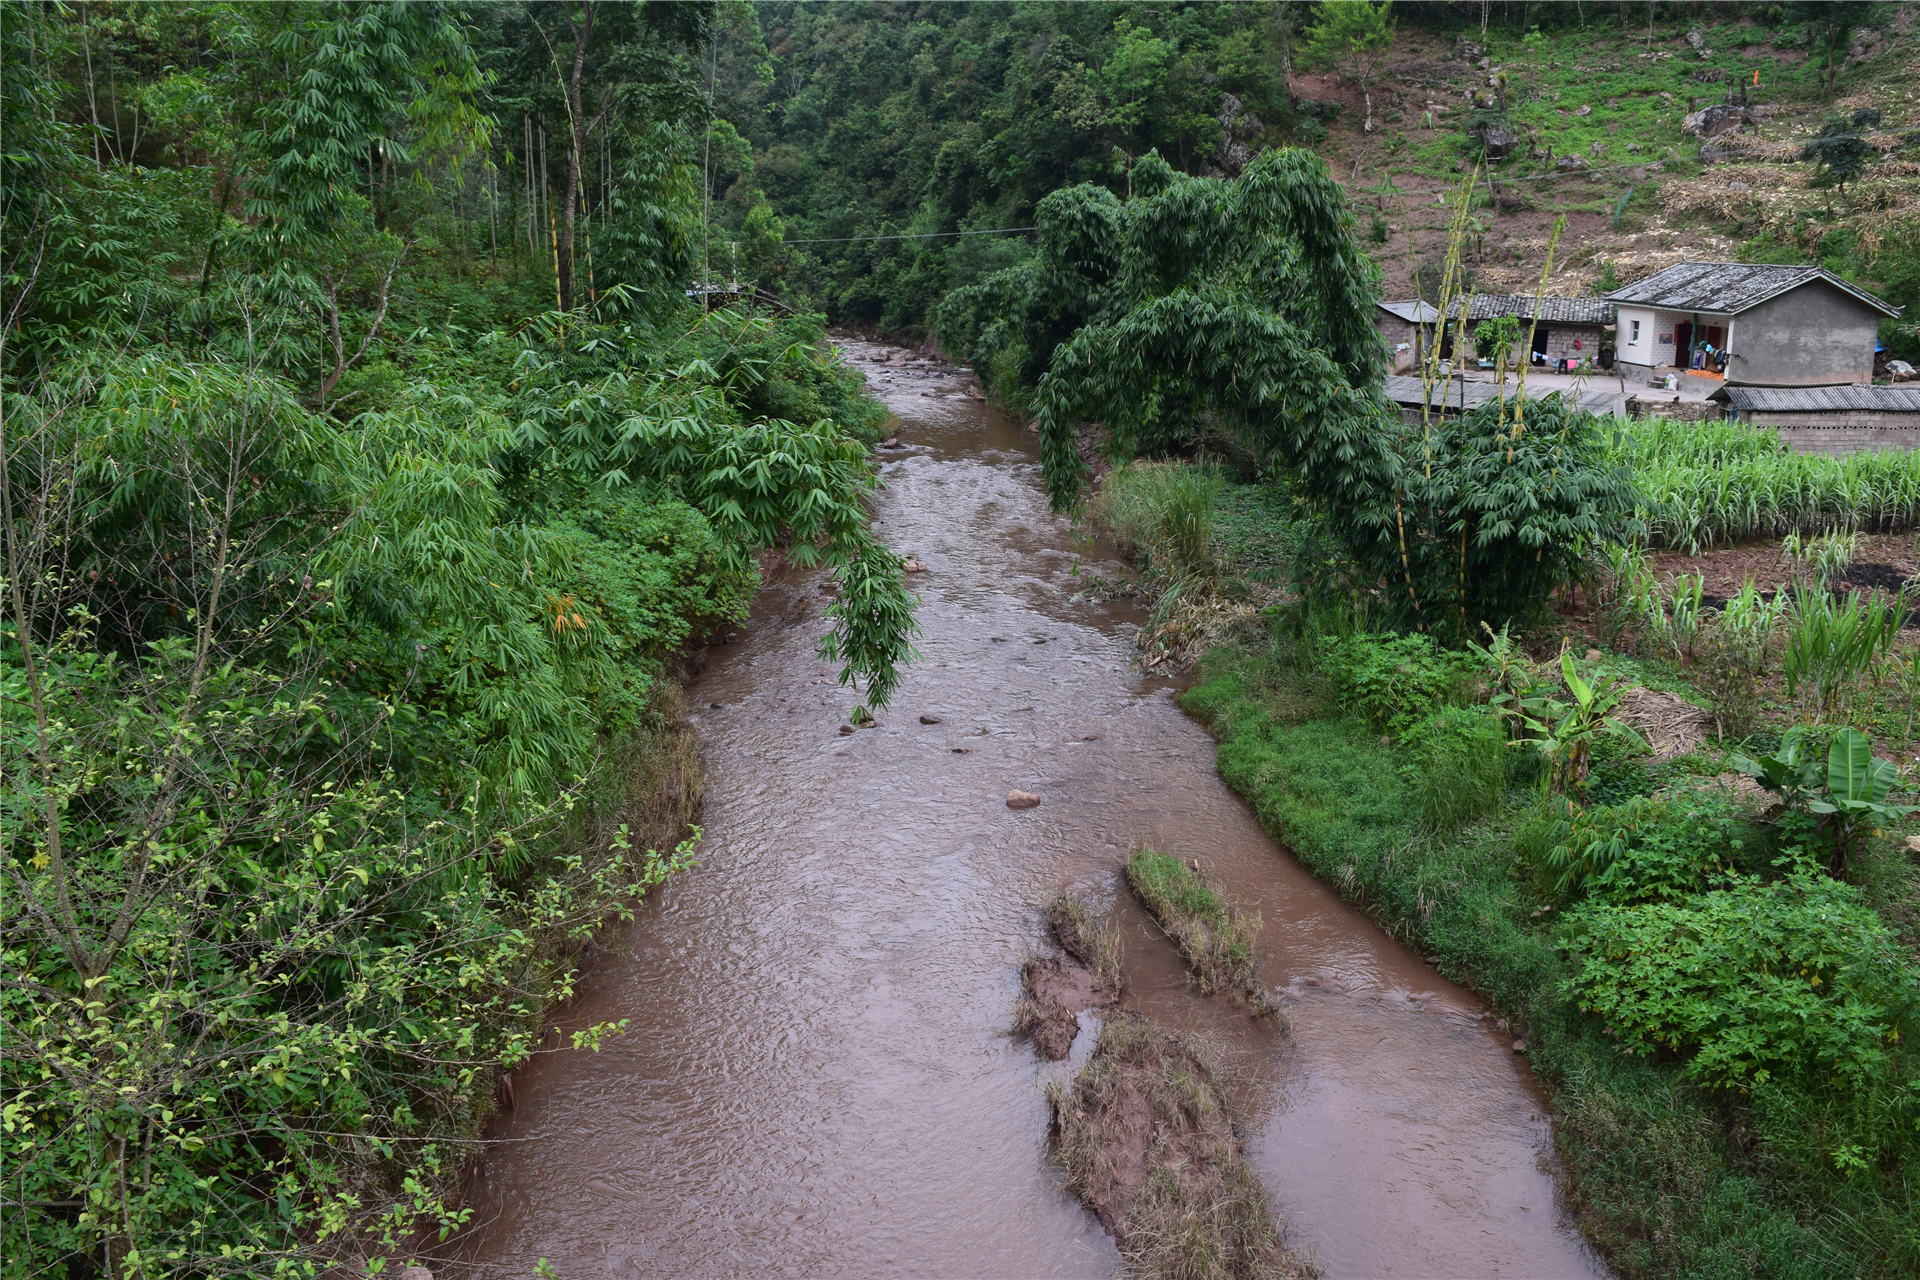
[1614,305,1663,382]
[1741,410,1920,456]
[1726,281,1878,387]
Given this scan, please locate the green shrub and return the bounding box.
[1314,630,1471,738]
[1560,874,1916,1092]
[1545,790,1753,902]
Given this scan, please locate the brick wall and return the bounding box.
[1749,411,1920,455]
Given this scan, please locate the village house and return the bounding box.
[1606,261,1900,388]
[1375,299,1439,372]
[1441,294,1615,370]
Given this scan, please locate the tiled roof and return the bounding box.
[1605,261,1899,317]
[1441,294,1614,325]
[1377,299,1441,323]
[1709,384,1920,412]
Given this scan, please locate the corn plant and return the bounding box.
[1663,573,1707,661]
[1612,419,1920,549]
[1697,578,1784,738]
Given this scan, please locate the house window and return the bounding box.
[1630,319,1641,344]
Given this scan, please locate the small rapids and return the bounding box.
[446,341,1608,1279]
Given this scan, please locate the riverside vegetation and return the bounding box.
[951,114,1920,1274]
[1,5,915,1275]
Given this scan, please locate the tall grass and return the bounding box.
[1090,461,1223,582]
[1611,418,1920,551]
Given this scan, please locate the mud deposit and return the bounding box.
[446,341,1609,1279]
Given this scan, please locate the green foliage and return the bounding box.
[1090,462,1222,584]
[1181,635,1920,1278]
[1561,875,1915,1092]
[1736,728,1918,875]
[1518,654,1647,795]
[0,7,913,1273]
[957,147,1636,636]
[1471,315,1523,367]
[1609,417,1920,551]
[718,3,1306,334]
[1782,586,1906,721]
[1401,706,1509,830]
[1297,2,1394,73]
[1803,109,1879,190]
[1545,791,1750,901]
[1315,630,1471,738]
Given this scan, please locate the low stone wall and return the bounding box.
[1626,395,1723,422]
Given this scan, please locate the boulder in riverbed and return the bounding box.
[1007,790,1041,809]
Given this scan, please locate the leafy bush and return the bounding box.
[1560,874,1915,1092]
[1314,630,1471,738]
[1544,790,1750,901]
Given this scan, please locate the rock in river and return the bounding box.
[1006,790,1041,809]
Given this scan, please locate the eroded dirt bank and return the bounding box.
[444,341,1607,1279]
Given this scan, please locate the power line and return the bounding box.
[783,226,1037,245]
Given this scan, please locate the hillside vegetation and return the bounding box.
[710,1,1919,361]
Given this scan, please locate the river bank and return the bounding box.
[1090,459,1920,1280]
[442,341,1603,1279]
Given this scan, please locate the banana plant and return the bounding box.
[1730,727,1824,809]
[1518,652,1646,794]
[1736,727,1915,876]
[1809,728,1915,875]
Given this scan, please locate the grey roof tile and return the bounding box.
[1711,384,1920,412]
[1377,299,1441,323]
[1605,261,1899,317]
[1441,294,1614,325]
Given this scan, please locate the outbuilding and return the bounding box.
[1376,300,1440,372]
[1606,261,1900,389]
[1442,294,1613,371]
[1707,384,1920,456]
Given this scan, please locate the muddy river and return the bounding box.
[448,342,1608,1279]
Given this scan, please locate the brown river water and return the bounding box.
[446,341,1608,1280]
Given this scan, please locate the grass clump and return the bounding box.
[1125,850,1273,1016]
[1046,1014,1309,1280]
[1048,893,1124,996]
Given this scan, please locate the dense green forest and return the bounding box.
[1,2,911,1273]
[701,0,1918,354]
[8,2,1920,1277]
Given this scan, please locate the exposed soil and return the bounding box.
[1017,895,1123,1061]
[1646,532,1919,602]
[1047,1015,1311,1280]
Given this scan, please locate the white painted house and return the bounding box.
[1606,261,1899,388]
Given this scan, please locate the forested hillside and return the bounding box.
[1,3,910,1273]
[709,0,1919,363]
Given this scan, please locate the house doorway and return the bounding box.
[1673,321,1692,368]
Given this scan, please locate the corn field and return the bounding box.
[1608,418,1920,551]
